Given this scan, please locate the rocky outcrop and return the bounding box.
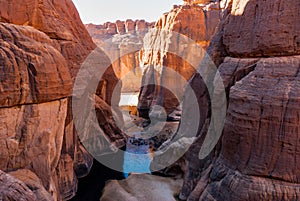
[222,0,300,57]
[0,170,51,201]
[0,0,123,200]
[177,0,300,200]
[100,174,183,201]
[0,23,72,107]
[9,169,54,201]
[183,0,212,5]
[0,98,68,199]
[137,3,221,118]
[86,20,154,45]
[86,20,154,93]
[0,0,96,78]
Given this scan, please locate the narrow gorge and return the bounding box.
[1,0,300,201]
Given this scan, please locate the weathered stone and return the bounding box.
[0,99,68,199]
[0,23,72,107]
[9,169,53,201]
[0,170,38,201]
[223,0,300,57]
[0,0,96,78]
[137,4,221,118]
[179,1,300,200]
[125,19,135,34]
[100,174,183,201]
[0,1,123,200]
[116,20,126,34]
[86,20,154,93]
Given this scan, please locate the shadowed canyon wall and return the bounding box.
[0,0,124,200]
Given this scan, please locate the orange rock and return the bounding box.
[137,4,221,118]
[180,0,300,200]
[0,0,122,200]
[0,23,72,107]
[86,20,154,93]
[0,0,96,78]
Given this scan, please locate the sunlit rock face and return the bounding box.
[0,0,123,200]
[0,0,96,78]
[86,20,155,93]
[183,0,214,6]
[177,0,300,200]
[137,3,221,119]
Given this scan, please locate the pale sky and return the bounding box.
[72,0,182,24]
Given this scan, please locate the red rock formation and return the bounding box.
[0,170,47,201]
[86,20,154,46]
[177,0,300,200]
[0,23,72,107]
[0,0,96,78]
[0,0,123,200]
[137,3,221,118]
[9,169,54,201]
[86,20,155,93]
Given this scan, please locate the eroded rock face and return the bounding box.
[0,99,68,199]
[0,0,123,200]
[199,56,300,201]
[223,0,300,57]
[137,3,221,118]
[86,20,154,93]
[100,174,183,201]
[86,20,154,45]
[0,23,72,107]
[178,0,300,200]
[0,170,39,201]
[0,0,96,78]
[9,169,54,201]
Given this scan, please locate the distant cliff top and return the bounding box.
[183,0,214,5]
[85,19,155,37]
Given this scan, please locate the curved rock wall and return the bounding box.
[0,0,123,200]
[179,0,300,200]
[137,3,221,118]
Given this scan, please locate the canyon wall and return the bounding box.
[86,20,154,93]
[137,3,221,119]
[176,0,300,200]
[0,0,123,200]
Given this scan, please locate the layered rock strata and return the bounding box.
[86,20,154,93]
[177,0,300,200]
[137,3,221,119]
[0,0,123,200]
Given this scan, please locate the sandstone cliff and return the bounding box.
[86,20,154,93]
[137,3,221,119]
[176,0,300,200]
[0,0,123,200]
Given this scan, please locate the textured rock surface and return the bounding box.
[86,20,154,46]
[86,20,154,93]
[177,0,300,200]
[0,99,68,199]
[0,23,72,107]
[9,169,53,201]
[0,170,38,201]
[199,55,300,200]
[100,174,183,201]
[0,0,96,78]
[0,0,122,200]
[137,3,221,118]
[223,0,300,57]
